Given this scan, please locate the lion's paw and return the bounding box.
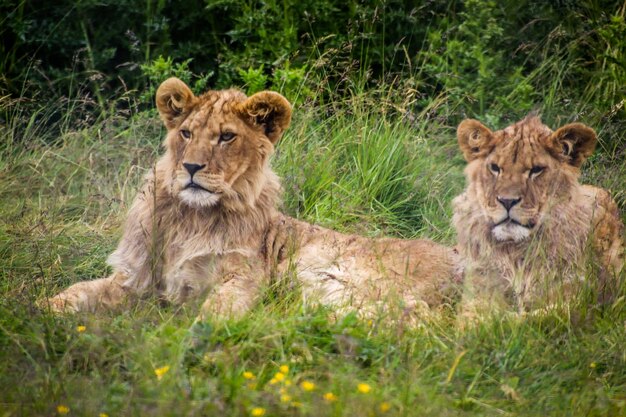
[39,293,81,314]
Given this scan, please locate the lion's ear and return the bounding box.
[547,123,597,167]
[156,77,196,129]
[237,91,292,144]
[457,119,495,161]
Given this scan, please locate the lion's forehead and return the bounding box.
[187,89,247,130]
[500,118,552,144]
[493,118,553,168]
[197,89,247,108]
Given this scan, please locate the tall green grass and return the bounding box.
[0,81,625,416]
[274,99,464,240]
[1,3,626,411]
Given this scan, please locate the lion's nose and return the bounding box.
[497,196,521,211]
[183,163,206,177]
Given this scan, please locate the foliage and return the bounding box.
[2,0,623,127]
[238,66,269,96]
[0,90,625,416]
[417,0,537,120]
[140,55,211,104]
[1,1,626,416]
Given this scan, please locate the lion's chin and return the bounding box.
[178,188,221,208]
[492,221,531,243]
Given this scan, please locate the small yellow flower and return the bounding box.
[56,405,70,415]
[379,402,391,412]
[99,413,109,417]
[76,325,86,333]
[280,394,292,403]
[323,392,338,402]
[367,319,373,327]
[273,372,286,382]
[243,371,256,380]
[590,362,597,369]
[269,378,278,385]
[357,383,371,394]
[279,365,289,373]
[251,407,266,416]
[284,379,292,387]
[154,365,170,380]
[300,380,316,391]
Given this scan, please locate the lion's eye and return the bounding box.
[489,163,501,173]
[219,132,236,143]
[530,166,545,176]
[180,129,191,140]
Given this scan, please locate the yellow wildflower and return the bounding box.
[76,325,86,333]
[300,380,316,391]
[279,387,287,395]
[323,392,338,402]
[280,394,292,403]
[56,405,70,415]
[203,354,217,364]
[243,371,256,380]
[357,383,371,394]
[269,378,278,385]
[284,379,292,387]
[273,372,286,382]
[99,413,109,417]
[279,365,289,373]
[154,365,170,380]
[379,402,391,412]
[590,362,597,369]
[251,407,266,416]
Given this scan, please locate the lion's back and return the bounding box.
[580,185,625,274]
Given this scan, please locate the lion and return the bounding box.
[265,214,462,318]
[453,115,624,318]
[45,77,461,320]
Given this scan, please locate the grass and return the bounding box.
[0,89,625,417]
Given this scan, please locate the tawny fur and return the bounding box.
[453,116,624,318]
[266,216,462,318]
[45,78,461,319]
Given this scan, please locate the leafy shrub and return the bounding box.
[238,66,269,96]
[416,0,537,122]
[140,55,211,105]
[1,0,624,142]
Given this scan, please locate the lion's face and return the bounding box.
[155,78,291,209]
[457,116,597,243]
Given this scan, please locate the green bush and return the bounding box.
[1,0,624,140]
[417,0,537,121]
[140,55,211,105]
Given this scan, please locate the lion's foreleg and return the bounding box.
[44,272,133,313]
[196,253,266,321]
[263,215,299,275]
[197,274,261,320]
[456,267,510,329]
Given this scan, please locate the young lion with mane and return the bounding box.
[45,78,461,319]
[453,115,624,319]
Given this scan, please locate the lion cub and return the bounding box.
[45,78,461,319]
[453,115,624,318]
